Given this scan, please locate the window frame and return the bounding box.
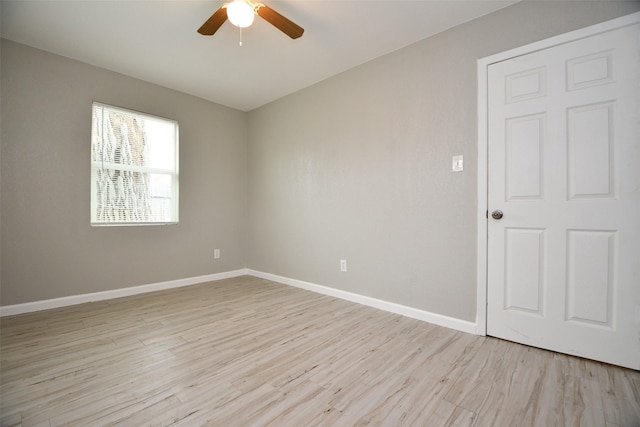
[90,102,179,226]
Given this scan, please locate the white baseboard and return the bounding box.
[2,268,479,335]
[0,269,249,317]
[247,270,479,335]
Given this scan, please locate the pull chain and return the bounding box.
[239,27,243,46]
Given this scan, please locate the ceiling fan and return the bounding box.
[198,0,304,41]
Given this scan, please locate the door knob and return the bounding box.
[491,210,503,220]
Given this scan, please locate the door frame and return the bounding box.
[475,11,640,336]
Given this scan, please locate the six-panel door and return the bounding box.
[487,23,640,370]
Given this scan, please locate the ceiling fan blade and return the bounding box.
[197,7,228,36]
[256,4,304,39]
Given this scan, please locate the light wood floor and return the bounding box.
[1,276,639,427]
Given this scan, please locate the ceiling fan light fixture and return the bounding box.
[226,0,255,28]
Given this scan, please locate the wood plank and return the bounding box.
[1,276,638,426]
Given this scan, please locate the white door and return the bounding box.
[487,21,640,370]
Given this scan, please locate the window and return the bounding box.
[90,102,179,225]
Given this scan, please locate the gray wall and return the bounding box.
[1,40,248,305]
[247,1,640,322]
[2,1,638,318]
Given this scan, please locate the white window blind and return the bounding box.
[90,102,179,225]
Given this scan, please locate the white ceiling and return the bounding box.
[1,0,517,111]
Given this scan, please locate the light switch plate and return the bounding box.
[452,155,463,172]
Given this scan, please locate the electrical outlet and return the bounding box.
[214,249,221,259]
[340,259,348,272]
